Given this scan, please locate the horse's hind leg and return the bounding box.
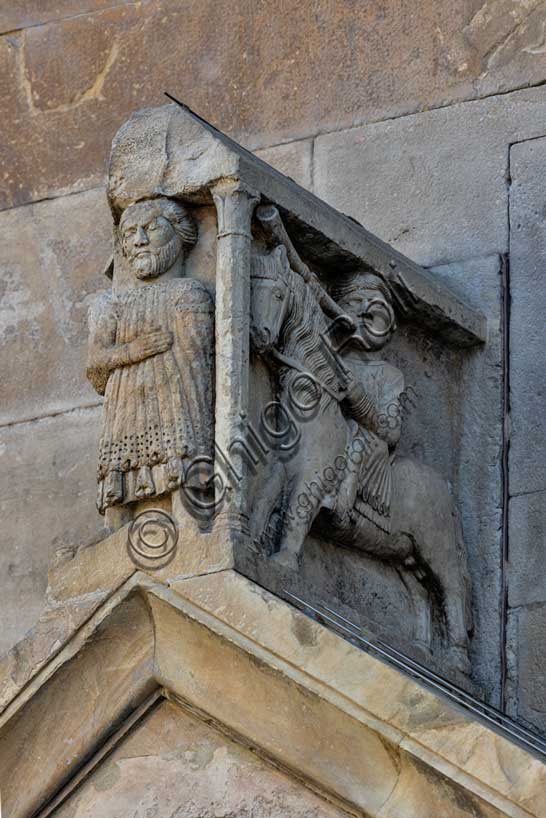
[392,458,472,675]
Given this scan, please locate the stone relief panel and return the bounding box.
[243,210,472,679]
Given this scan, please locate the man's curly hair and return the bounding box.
[119,197,198,252]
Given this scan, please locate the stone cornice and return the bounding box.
[1,560,544,818]
[108,101,486,347]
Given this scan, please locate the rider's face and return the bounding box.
[338,291,369,335]
[338,289,395,349]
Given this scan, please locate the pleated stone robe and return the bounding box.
[89,277,214,514]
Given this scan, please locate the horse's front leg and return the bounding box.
[274,468,327,569]
[274,408,349,568]
[248,457,287,555]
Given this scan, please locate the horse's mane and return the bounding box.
[280,266,342,401]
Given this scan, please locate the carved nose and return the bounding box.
[134,226,149,246]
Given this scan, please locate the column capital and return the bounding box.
[210,178,260,201]
[211,179,260,240]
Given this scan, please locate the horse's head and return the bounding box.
[250,246,290,354]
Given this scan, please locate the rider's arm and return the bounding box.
[342,367,405,448]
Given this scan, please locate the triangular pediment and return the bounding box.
[1,530,544,818]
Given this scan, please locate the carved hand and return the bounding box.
[128,330,173,363]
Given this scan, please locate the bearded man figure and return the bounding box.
[87,197,214,524]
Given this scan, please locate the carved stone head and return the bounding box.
[119,197,197,280]
[330,271,396,351]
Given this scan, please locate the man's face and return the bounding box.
[337,289,371,337]
[337,287,394,347]
[121,205,181,279]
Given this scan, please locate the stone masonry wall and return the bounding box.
[1,0,546,730]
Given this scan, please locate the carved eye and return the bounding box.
[273,287,284,301]
[148,221,158,231]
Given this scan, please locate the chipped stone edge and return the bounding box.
[1,567,543,818]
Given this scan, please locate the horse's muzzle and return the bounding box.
[250,325,273,353]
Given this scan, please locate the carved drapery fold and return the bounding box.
[94,278,214,513]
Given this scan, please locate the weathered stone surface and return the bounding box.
[239,253,501,696]
[0,594,155,818]
[0,592,105,709]
[103,104,494,694]
[88,197,215,519]
[0,187,110,426]
[0,1,131,33]
[503,135,546,734]
[172,570,546,817]
[508,602,546,735]
[54,699,349,818]
[2,567,544,817]
[314,85,546,267]
[0,406,102,656]
[508,136,546,496]
[256,139,313,190]
[509,492,546,608]
[428,255,504,700]
[152,586,532,818]
[46,514,233,607]
[109,103,486,346]
[3,1,546,210]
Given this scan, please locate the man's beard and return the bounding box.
[128,235,182,280]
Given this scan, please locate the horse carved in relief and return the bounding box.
[249,243,472,675]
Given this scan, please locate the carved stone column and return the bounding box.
[211,180,259,536]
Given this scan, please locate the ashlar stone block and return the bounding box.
[314,85,546,267]
[0,187,110,426]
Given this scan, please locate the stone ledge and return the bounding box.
[1,561,544,817]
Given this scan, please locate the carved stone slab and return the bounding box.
[91,101,492,686]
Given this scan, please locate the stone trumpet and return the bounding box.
[255,204,355,330]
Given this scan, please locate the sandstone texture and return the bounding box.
[53,699,350,818]
[1,563,544,818]
[2,0,546,210]
[256,138,313,190]
[0,187,110,425]
[0,406,102,656]
[314,85,546,267]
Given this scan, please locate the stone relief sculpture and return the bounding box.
[249,208,472,674]
[87,197,214,527]
[83,103,488,682]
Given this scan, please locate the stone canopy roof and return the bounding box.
[108,100,487,348]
